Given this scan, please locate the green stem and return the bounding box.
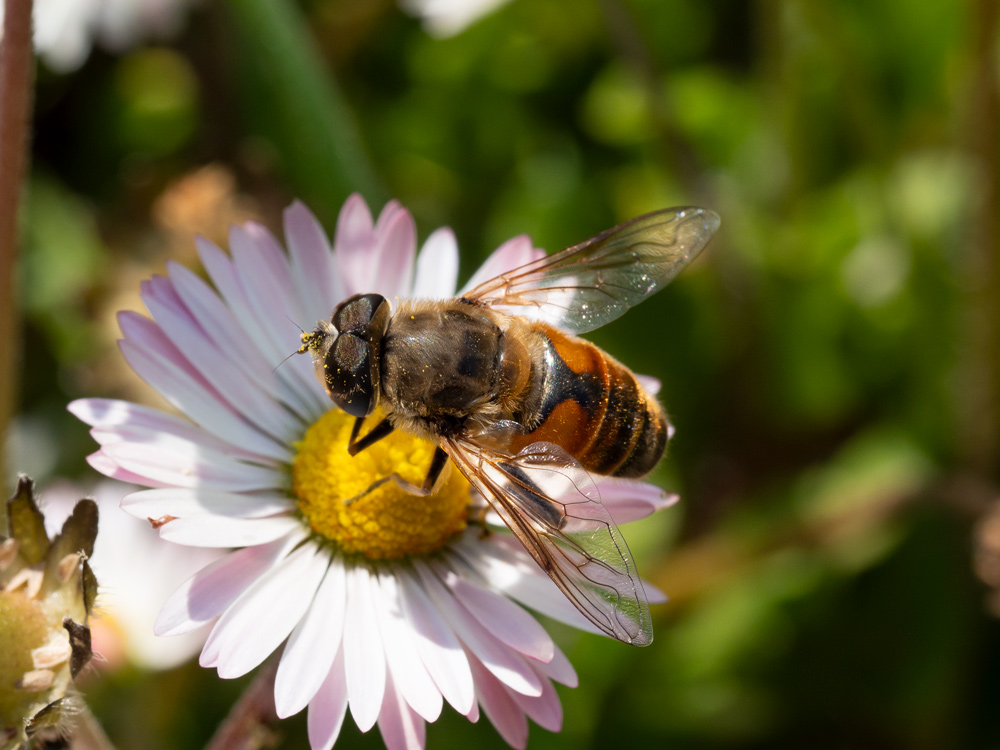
[226,0,385,224]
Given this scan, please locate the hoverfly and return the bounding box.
[299,207,720,645]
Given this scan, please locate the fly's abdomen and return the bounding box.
[508,326,666,478]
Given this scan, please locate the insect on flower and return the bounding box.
[299,207,720,646]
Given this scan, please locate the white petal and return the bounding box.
[591,478,678,524]
[459,235,543,294]
[469,657,529,750]
[167,259,317,421]
[119,338,289,462]
[141,278,303,444]
[459,535,601,635]
[530,642,577,688]
[156,533,301,636]
[99,440,278,492]
[397,569,475,715]
[343,564,386,732]
[335,194,376,297]
[156,515,302,548]
[201,543,328,678]
[374,572,443,722]
[284,201,345,326]
[644,580,668,605]
[635,373,661,396]
[307,646,349,750]
[86,451,170,488]
[371,207,416,298]
[197,236,328,417]
[229,225,329,406]
[444,571,554,663]
[413,560,542,697]
[412,227,458,299]
[506,673,562,732]
[274,557,347,718]
[122,488,293,520]
[377,671,427,750]
[70,398,268,464]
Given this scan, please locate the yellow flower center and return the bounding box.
[292,409,469,559]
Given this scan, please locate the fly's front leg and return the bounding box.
[344,416,450,505]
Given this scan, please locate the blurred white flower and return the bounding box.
[41,479,222,670]
[1,0,198,73]
[400,0,513,38]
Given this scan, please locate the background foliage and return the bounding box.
[11,0,1000,747]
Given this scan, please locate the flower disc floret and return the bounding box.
[293,409,469,559]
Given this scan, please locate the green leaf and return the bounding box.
[226,0,385,223]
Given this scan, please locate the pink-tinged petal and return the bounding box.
[469,657,529,750]
[444,571,554,663]
[168,258,318,420]
[413,560,542,697]
[344,564,386,732]
[284,201,345,325]
[156,533,302,636]
[374,200,405,233]
[506,674,562,733]
[86,451,170,488]
[99,440,277,492]
[374,572,443,722]
[371,208,416,298]
[201,543,328,679]
[118,309,200,382]
[121,488,294,520]
[459,535,601,635]
[459,235,544,294]
[635,374,661,396]
[377,671,427,750]
[157,515,301,548]
[335,193,375,255]
[197,236,328,417]
[336,194,376,297]
[70,399,268,464]
[308,647,349,750]
[274,558,347,719]
[530,643,577,688]
[118,338,289,462]
[141,278,303,444]
[591,478,678,524]
[644,579,668,605]
[397,569,475,715]
[412,228,458,299]
[228,225,329,406]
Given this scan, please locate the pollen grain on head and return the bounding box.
[292,409,469,559]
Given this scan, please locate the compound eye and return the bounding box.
[333,293,387,334]
[324,333,374,417]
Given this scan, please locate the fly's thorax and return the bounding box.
[379,300,509,423]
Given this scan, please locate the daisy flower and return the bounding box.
[40,480,223,670]
[70,195,676,750]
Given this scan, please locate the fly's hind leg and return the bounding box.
[344,416,449,505]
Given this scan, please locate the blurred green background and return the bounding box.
[10,0,1000,747]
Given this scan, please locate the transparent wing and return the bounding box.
[443,436,653,646]
[463,207,720,334]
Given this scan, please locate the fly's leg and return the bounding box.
[344,416,450,505]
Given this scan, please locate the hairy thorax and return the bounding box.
[379,300,534,437]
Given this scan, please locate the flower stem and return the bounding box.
[204,658,280,750]
[0,0,34,481]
